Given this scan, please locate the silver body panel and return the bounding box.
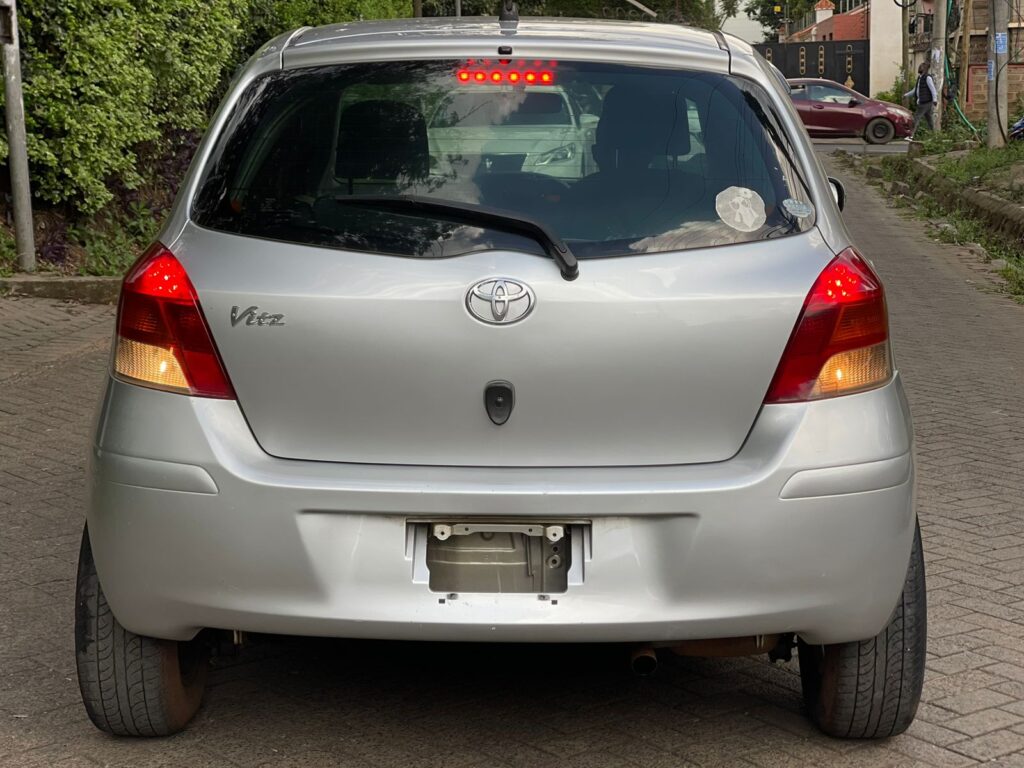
[91,18,913,646]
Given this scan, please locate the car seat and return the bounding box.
[562,85,705,240]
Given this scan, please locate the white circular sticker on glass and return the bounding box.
[715,186,767,233]
[782,198,814,219]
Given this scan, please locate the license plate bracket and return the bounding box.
[407,521,589,594]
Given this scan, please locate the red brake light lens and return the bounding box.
[765,248,891,403]
[456,62,555,85]
[114,243,235,399]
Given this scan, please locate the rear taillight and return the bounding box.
[765,247,892,403]
[113,243,235,399]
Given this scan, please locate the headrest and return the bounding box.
[336,100,429,181]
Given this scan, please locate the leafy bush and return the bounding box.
[0,227,16,276]
[0,1,251,213]
[248,0,407,36]
[874,70,909,106]
[67,200,161,276]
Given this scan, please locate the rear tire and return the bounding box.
[798,519,926,738]
[75,525,208,736]
[865,118,896,144]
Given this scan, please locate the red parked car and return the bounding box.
[788,78,913,144]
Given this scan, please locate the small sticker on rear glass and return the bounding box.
[715,187,767,233]
[782,198,814,218]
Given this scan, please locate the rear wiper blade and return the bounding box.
[327,194,579,281]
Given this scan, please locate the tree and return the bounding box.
[742,0,812,40]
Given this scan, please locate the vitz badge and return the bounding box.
[230,305,285,327]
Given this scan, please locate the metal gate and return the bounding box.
[755,40,870,96]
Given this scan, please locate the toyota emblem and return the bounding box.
[466,278,534,325]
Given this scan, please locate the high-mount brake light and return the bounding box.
[113,243,235,399]
[456,61,557,85]
[765,247,892,403]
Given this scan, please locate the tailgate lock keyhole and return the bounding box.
[484,381,515,425]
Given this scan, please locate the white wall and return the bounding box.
[869,0,903,95]
[721,13,765,44]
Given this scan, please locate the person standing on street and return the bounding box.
[904,62,937,140]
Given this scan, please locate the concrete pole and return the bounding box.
[931,0,946,131]
[988,0,1009,146]
[455,0,461,15]
[1,0,34,272]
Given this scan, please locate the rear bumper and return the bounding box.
[88,375,916,646]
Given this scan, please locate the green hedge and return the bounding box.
[0,1,407,214]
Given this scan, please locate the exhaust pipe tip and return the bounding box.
[630,646,658,676]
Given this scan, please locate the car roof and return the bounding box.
[292,17,722,53]
[282,17,742,74]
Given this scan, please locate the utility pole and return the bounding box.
[931,0,947,131]
[0,0,34,272]
[413,0,423,17]
[455,0,461,15]
[988,0,1009,146]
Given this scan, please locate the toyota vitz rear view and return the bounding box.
[75,12,925,739]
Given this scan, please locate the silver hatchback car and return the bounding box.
[75,12,925,739]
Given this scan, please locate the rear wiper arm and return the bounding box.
[327,194,579,281]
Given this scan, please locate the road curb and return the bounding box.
[0,275,121,304]
[903,158,1024,240]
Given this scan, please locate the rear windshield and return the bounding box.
[193,60,815,260]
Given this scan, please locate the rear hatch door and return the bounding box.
[179,225,831,467]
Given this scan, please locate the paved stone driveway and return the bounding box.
[2,164,1024,767]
